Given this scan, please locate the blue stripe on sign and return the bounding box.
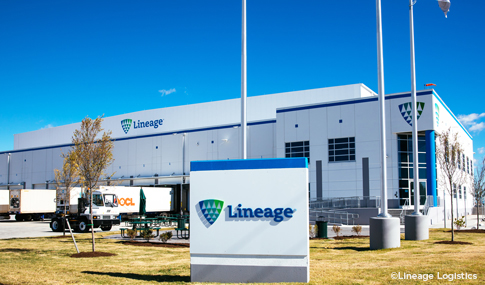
[191,158,308,171]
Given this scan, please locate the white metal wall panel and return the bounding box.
[0,154,7,185]
[216,128,240,160]
[339,104,355,138]
[326,107,341,139]
[309,108,327,148]
[248,124,275,159]
[12,84,373,151]
[187,131,210,163]
[296,110,310,142]
[283,112,297,143]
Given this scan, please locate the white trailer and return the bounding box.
[99,186,174,217]
[0,190,9,219]
[9,189,56,221]
[56,187,83,214]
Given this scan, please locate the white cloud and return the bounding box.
[478,147,485,154]
[159,88,176,97]
[41,124,54,129]
[470,122,485,132]
[458,112,485,133]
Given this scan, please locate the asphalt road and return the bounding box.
[0,216,121,239]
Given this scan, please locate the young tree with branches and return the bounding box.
[72,116,114,252]
[54,151,80,236]
[472,157,485,229]
[435,128,467,241]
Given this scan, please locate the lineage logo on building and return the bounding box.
[121,118,164,134]
[399,102,425,126]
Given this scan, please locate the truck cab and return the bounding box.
[50,189,120,233]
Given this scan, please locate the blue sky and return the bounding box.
[0,0,484,163]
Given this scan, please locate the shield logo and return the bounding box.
[197,199,224,226]
[121,119,132,134]
[399,102,425,126]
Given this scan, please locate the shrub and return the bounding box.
[332,225,341,237]
[454,216,465,229]
[126,229,137,241]
[141,229,154,242]
[309,224,318,238]
[351,225,362,236]
[159,231,173,243]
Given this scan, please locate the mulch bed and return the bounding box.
[434,241,472,245]
[452,229,485,233]
[71,252,117,258]
[311,235,369,240]
[122,241,190,248]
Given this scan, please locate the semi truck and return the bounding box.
[50,187,120,233]
[99,186,174,219]
[0,190,9,220]
[8,189,57,221]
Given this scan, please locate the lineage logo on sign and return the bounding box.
[196,199,295,227]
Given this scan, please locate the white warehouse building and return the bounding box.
[0,84,474,224]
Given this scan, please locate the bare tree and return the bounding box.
[435,128,467,241]
[54,150,80,236]
[472,157,485,229]
[72,116,114,252]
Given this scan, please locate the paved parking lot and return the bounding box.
[0,216,120,239]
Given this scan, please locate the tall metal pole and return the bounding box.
[241,0,247,159]
[376,0,389,217]
[409,0,421,216]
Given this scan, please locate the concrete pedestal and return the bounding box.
[405,215,429,240]
[369,216,401,250]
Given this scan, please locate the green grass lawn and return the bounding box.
[0,229,483,284]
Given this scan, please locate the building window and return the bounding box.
[459,185,462,199]
[467,156,470,174]
[453,184,457,198]
[328,137,355,162]
[462,154,465,172]
[285,141,310,161]
[457,152,461,170]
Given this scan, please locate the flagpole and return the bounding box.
[370,0,401,250]
[404,0,430,241]
[376,0,388,218]
[241,0,247,160]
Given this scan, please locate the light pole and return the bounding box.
[405,0,449,240]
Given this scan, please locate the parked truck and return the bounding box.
[50,187,121,233]
[0,190,9,220]
[8,189,56,221]
[99,186,174,219]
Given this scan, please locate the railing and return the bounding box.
[400,198,410,224]
[309,209,360,225]
[309,196,381,210]
[423,195,439,215]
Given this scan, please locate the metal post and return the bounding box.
[376,0,388,217]
[465,187,467,226]
[409,0,421,216]
[7,153,10,190]
[182,133,186,175]
[443,188,447,228]
[241,0,247,159]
